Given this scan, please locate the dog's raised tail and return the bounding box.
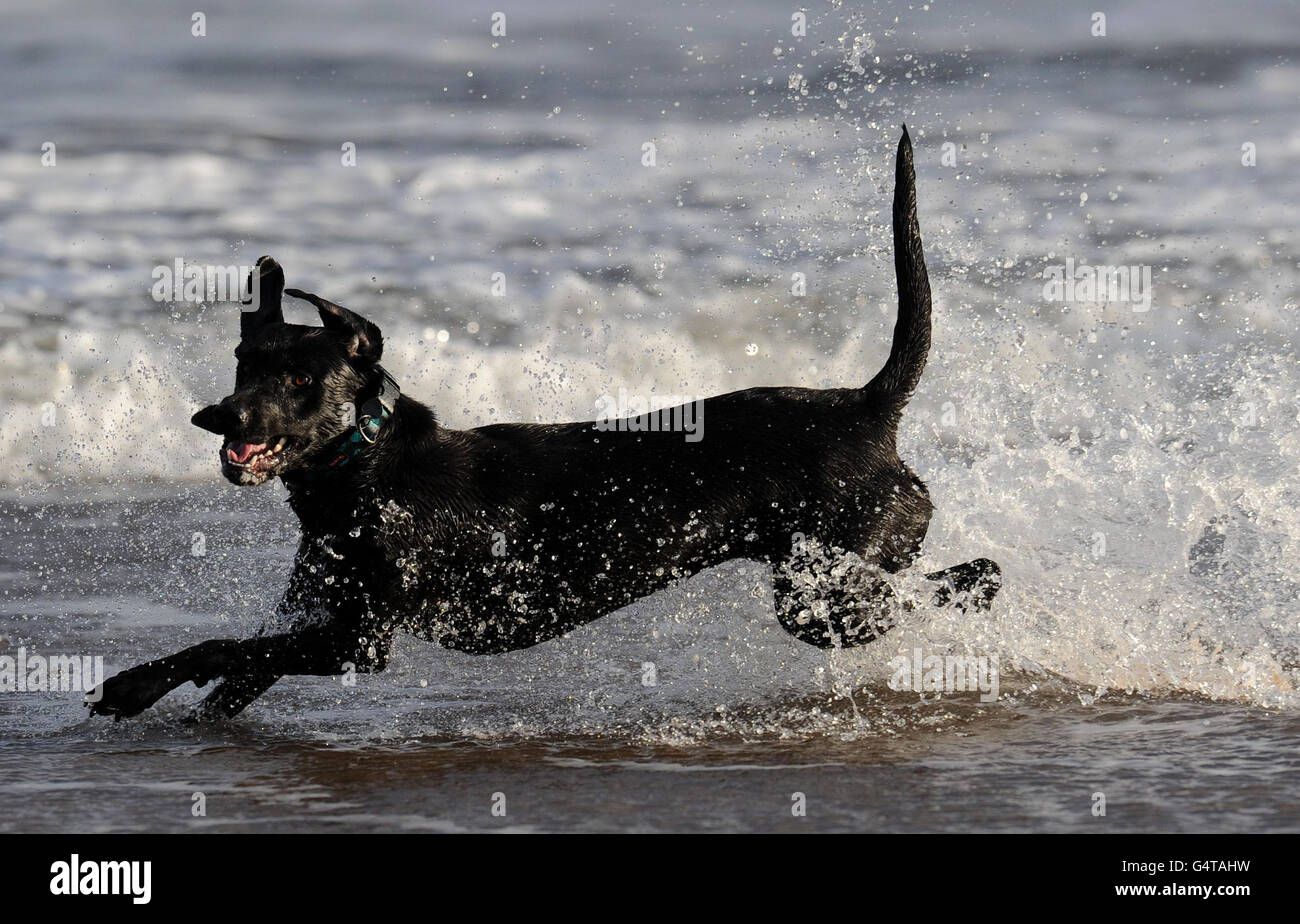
[864,125,932,414]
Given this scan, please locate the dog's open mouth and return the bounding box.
[223,437,291,475]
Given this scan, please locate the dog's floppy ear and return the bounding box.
[284,287,383,362]
[240,255,285,338]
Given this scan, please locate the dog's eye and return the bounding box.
[292,373,312,387]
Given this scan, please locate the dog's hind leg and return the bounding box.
[771,549,899,650]
[769,549,1002,651]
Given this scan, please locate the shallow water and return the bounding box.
[2,0,1299,831]
[9,704,1300,833]
[3,487,1298,832]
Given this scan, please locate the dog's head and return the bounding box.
[191,256,384,486]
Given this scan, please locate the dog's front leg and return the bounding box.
[189,620,392,720]
[85,639,234,720]
[88,623,390,720]
[187,670,281,721]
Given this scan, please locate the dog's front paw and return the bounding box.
[85,659,190,720]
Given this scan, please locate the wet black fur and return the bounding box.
[88,128,1001,721]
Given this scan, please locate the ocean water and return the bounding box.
[2,0,1299,832]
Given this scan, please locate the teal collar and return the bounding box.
[320,365,400,471]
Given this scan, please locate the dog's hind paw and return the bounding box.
[926,558,1002,613]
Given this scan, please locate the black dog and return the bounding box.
[88,127,1000,721]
